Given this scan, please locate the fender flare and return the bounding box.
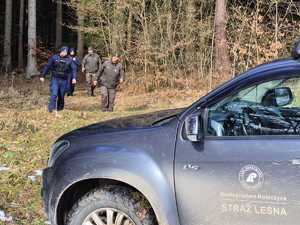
[51,148,180,225]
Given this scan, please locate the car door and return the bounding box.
[175,76,300,225]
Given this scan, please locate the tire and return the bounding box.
[67,185,157,225]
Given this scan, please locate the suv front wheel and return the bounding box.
[67,185,157,225]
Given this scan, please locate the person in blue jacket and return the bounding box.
[40,46,77,113]
[67,48,80,96]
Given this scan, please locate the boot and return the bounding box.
[91,85,96,97]
[107,106,114,112]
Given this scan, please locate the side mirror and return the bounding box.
[292,39,300,59]
[275,87,293,106]
[184,114,202,142]
[261,87,293,107]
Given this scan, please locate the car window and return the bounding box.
[207,77,300,136]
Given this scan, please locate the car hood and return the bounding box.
[59,108,183,139]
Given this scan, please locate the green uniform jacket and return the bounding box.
[98,61,125,88]
[82,53,102,74]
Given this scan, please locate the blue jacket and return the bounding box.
[71,56,80,67]
[42,54,77,79]
[71,56,80,74]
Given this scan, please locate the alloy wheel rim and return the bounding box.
[82,208,136,225]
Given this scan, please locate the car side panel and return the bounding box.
[46,121,180,225]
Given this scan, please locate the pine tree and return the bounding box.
[18,0,25,70]
[77,2,84,59]
[55,0,63,49]
[26,0,39,79]
[3,0,12,73]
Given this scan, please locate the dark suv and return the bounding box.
[43,43,300,225]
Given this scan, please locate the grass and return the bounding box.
[0,77,203,225]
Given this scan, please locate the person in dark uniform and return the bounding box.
[40,46,77,113]
[98,56,125,112]
[67,48,80,96]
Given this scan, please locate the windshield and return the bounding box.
[207,76,300,137]
[212,79,285,110]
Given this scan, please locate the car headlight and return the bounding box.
[48,140,70,167]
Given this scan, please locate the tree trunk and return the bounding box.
[77,4,84,59]
[166,1,175,72]
[18,0,25,70]
[3,0,12,73]
[111,1,125,55]
[185,0,195,66]
[214,0,231,79]
[142,0,148,77]
[55,0,63,49]
[26,0,39,79]
[126,6,132,55]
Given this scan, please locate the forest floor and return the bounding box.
[0,75,205,225]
